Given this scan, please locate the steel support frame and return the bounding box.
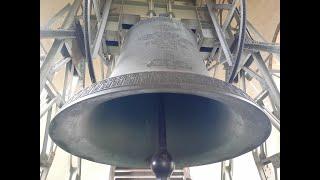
[40,0,82,94]
[223,0,280,115]
[40,1,84,180]
[41,65,81,180]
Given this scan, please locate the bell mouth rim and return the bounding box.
[49,71,271,168]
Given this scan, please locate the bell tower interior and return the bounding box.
[40,0,280,179]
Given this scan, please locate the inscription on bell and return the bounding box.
[147,54,192,70]
[138,32,195,51]
[153,24,180,32]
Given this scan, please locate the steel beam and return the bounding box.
[40,29,76,39]
[272,73,280,78]
[40,40,64,93]
[93,0,102,21]
[221,160,233,180]
[254,89,269,102]
[207,1,233,66]
[235,52,251,75]
[66,65,75,100]
[252,149,268,180]
[109,166,116,180]
[246,20,280,62]
[100,55,105,80]
[263,108,280,131]
[113,175,184,179]
[147,0,156,17]
[211,3,233,10]
[62,62,72,99]
[40,42,48,55]
[91,0,113,58]
[207,61,219,71]
[49,57,72,74]
[262,153,280,168]
[246,20,268,42]
[69,155,82,180]
[242,66,266,86]
[270,69,280,73]
[222,0,239,31]
[244,41,280,54]
[40,167,50,180]
[46,80,66,106]
[44,83,56,100]
[41,106,53,159]
[241,72,246,92]
[210,0,238,61]
[114,169,184,172]
[40,97,56,119]
[111,0,196,10]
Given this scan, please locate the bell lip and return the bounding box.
[49,71,272,168]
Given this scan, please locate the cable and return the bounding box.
[83,0,97,83]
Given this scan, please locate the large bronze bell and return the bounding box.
[49,17,271,172]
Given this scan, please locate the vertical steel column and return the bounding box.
[147,0,156,17]
[91,0,112,58]
[62,61,72,99]
[221,160,233,180]
[100,56,105,80]
[241,72,246,92]
[40,107,53,158]
[167,0,174,18]
[92,0,102,21]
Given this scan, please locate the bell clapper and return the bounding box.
[150,94,175,180]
